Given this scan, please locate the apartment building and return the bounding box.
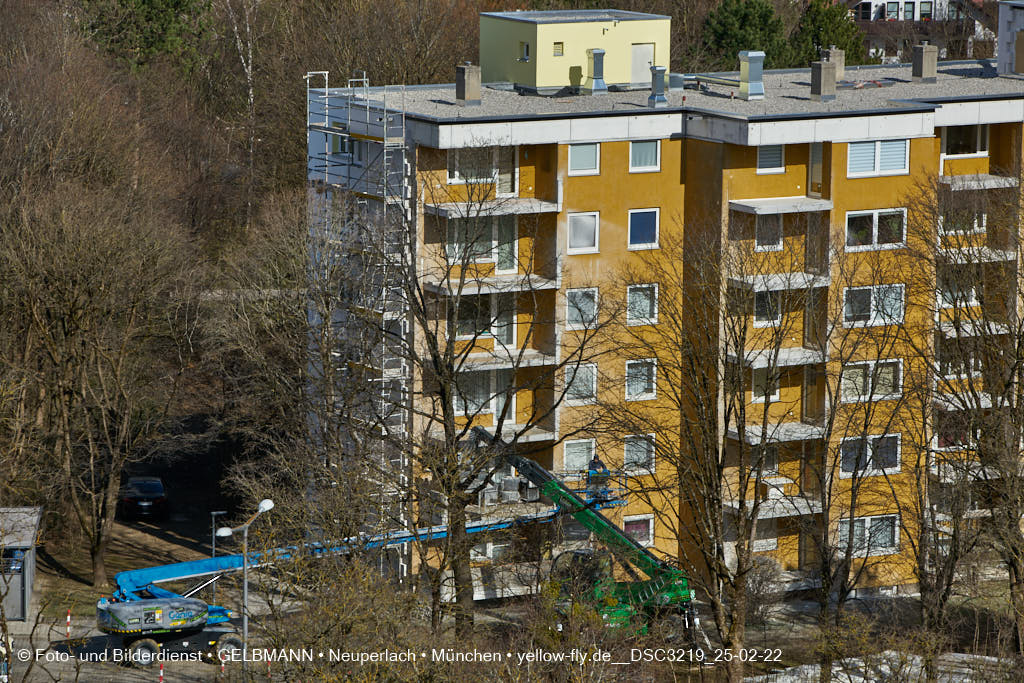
[306,8,1024,598]
[847,0,995,61]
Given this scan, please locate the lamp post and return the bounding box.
[210,511,227,603]
[217,498,274,672]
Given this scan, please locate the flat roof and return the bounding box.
[480,10,670,24]
[322,61,1024,124]
[0,507,42,548]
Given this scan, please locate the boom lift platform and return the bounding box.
[95,428,696,664]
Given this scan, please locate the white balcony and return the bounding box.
[424,273,558,296]
[727,421,826,444]
[727,345,826,369]
[724,495,822,519]
[728,196,833,215]
[940,245,1015,264]
[424,197,559,218]
[461,346,556,370]
[938,320,1010,338]
[939,174,1019,191]
[728,271,830,292]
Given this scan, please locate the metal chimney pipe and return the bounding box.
[738,51,765,101]
[456,62,481,106]
[811,61,836,102]
[912,44,938,83]
[582,48,607,95]
[648,65,668,108]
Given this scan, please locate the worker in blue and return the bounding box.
[587,454,610,494]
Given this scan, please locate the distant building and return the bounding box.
[847,0,995,62]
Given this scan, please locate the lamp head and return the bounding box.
[216,527,234,538]
[257,499,275,514]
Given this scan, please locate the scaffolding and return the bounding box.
[305,71,412,581]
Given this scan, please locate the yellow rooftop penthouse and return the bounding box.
[479,9,670,94]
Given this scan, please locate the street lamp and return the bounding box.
[210,511,227,603]
[217,498,274,671]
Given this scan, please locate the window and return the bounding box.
[942,125,988,156]
[564,439,595,471]
[553,41,564,57]
[751,368,780,403]
[755,445,779,475]
[626,359,657,400]
[939,210,986,234]
[623,515,654,546]
[447,147,516,191]
[840,434,901,477]
[624,434,655,473]
[755,215,783,251]
[904,2,914,19]
[886,1,898,19]
[754,290,782,327]
[939,342,982,378]
[630,140,660,172]
[455,371,492,414]
[938,275,979,308]
[566,288,598,328]
[843,285,904,325]
[568,212,599,254]
[628,208,659,248]
[839,515,898,556]
[568,143,600,175]
[858,1,873,19]
[845,209,906,250]
[847,139,909,177]
[519,41,530,62]
[841,360,902,402]
[446,215,516,269]
[456,296,489,338]
[936,413,980,450]
[756,144,785,174]
[921,1,932,19]
[627,285,658,325]
[330,133,366,165]
[566,363,597,403]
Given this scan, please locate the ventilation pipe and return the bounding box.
[648,65,668,108]
[820,46,845,81]
[811,60,836,102]
[582,48,608,95]
[456,62,481,106]
[738,51,765,101]
[912,43,938,83]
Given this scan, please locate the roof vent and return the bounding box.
[582,48,607,95]
[820,46,845,81]
[738,51,765,101]
[456,62,481,106]
[648,66,668,108]
[912,43,937,83]
[811,60,836,102]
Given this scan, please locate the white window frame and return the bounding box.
[565,363,598,405]
[454,294,516,345]
[624,434,656,474]
[844,208,907,252]
[565,287,598,330]
[553,41,564,57]
[753,290,782,328]
[626,284,659,326]
[446,215,517,272]
[938,342,983,379]
[751,368,780,403]
[754,214,783,252]
[756,144,785,175]
[623,514,655,547]
[567,211,600,255]
[847,139,910,178]
[627,207,660,250]
[568,143,600,176]
[446,147,518,193]
[938,211,987,235]
[563,438,595,472]
[938,276,979,309]
[840,359,903,403]
[454,371,494,416]
[837,514,900,557]
[842,284,905,327]
[629,140,661,173]
[625,359,657,401]
[940,124,989,159]
[839,433,902,478]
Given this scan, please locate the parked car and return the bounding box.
[119,477,169,520]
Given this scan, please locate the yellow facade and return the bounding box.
[479,12,670,89]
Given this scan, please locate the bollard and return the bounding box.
[66,608,71,638]
[159,662,164,682]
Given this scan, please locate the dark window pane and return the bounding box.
[844,289,871,322]
[945,125,980,155]
[629,211,658,246]
[846,214,874,247]
[872,436,899,469]
[877,212,904,244]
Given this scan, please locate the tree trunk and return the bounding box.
[92,540,108,588]
[448,495,473,637]
[1009,559,1024,657]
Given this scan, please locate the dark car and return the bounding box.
[119,477,169,520]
